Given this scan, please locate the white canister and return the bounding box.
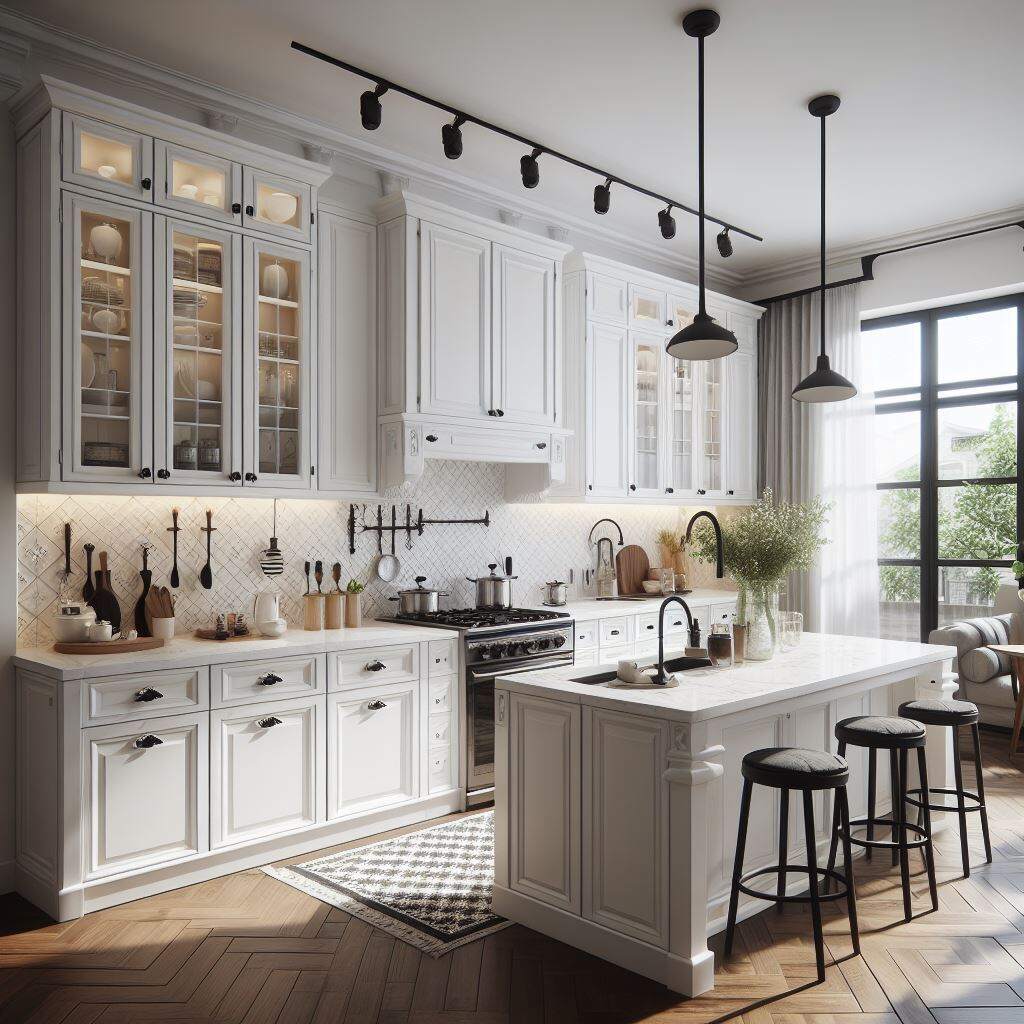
[89,222,123,260]
[261,262,289,299]
[87,620,113,642]
[52,604,96,643]
[150,617,176,641]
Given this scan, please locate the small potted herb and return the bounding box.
[344,578,364,628]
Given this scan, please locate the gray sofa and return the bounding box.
[928,613,1021,727]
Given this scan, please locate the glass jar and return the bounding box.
[708,623,733,666]
[738,583,779,661]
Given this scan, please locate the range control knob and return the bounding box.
[551,634,567,649]
[525,640,539,655]
[537,637,551,651]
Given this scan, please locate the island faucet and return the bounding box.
[652,595,695,685]
[685,510,724,579]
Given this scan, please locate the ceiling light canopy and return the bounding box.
[667,8,738,362]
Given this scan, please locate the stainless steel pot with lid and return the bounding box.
[542,580,568,606]
[389,576,447,616]
[466,563,517,609]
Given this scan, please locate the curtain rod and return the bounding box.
[754,220,1024,306]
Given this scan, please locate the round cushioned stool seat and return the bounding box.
[898,698,979,727]
[741,747,849,790]
[835,715,925,749]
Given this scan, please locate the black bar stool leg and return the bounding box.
[802,789,826,983]
[896,748,912,922]
[725,779,753,957]
[916,745,939,912]
[824,740,845,893]
[970,723,993,864]
[952,726,971,877]
[777,787,789,910]
[866,746,876,862]
[838,786,860,955]
[888,748,900,868]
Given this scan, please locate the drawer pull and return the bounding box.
[365,660,386,672]
[609,629,620,636]
[133,734,163,749]
[433,695,444,706]
[134,687,164,702]
[257,716,282,729]
[258,673,283,686]
[673,620,683,626]
[367,699,387,710]
[646,624,654,631]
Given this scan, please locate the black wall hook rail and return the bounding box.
[347,504,490,555]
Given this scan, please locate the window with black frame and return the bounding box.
[861,294,1023,641]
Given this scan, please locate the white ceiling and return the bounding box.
[10,0,1024,280]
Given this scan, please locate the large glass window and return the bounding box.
[864,296,1022,640]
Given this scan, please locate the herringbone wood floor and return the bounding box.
[2,731,1023,1024]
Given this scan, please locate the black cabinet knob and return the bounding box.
[245,472,258,482]
[134,687,163,703]
[727,489,734,495]
[229,471,242,481]
[666,319,674,326]
[365,660,386,672]
[629,483,637,491]
[133,734,163,749]
[496,409,505,417]
[609,629,619,636]
[157,469,170,479]
[587,484,593,491]
[257,716,282,729]
[138,467,152,479]
[698,488,706,495]
[231,202,241,214]
[425,434,438,443]
[367,699,387,710]
[666,487,674,494]
[646,624,654,631]
[258,673,282,686]
[487,409,496,416]
[141,177,152,190]
[245,204,255,216]
[536,442,547,450]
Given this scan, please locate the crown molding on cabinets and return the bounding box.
[0,34,29,101]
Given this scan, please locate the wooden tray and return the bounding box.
[193,629,264,642]
[53,637,165,655]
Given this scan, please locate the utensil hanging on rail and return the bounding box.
[91,551,121,631]
[167,509,181,589]
[199,510,214,590]
[82,542,96,603]
[133,543,153,636]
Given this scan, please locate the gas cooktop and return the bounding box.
[384,607,570,630]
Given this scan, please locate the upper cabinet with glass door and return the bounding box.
[629,333,664,497]
[699,357,726,497]
[628,284,668,333]
[155,141,242,225]
[243,169,312,244]
[62,112,154,202]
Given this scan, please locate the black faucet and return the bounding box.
[587,518,624,546]
[685,510,724,579]
[652,595,695,685]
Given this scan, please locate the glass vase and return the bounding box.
[738,583,779,661]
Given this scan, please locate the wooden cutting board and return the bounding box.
[53,637,165,655]
[615,544,651,596]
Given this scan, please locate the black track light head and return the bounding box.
[360,83,388,131]
[659,205,677,239]
[520,148,542,189]
[716,227,733,257]
[593,177,611,215]
[441,115,466,159]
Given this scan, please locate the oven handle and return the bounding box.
[468,657,573,681]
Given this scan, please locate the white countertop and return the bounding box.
[14,621,459,680]
[497,632,957,722]
[528,588,738,622]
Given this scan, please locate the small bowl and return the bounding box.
[641,580,663,594]
[151,617,176,641]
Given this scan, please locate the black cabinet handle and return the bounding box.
[646,624,654,631]
[727,489,734,495]
[496,409,505,417]
[629,483,637,491]
[487,409,496,416]
[609,629,620,636]
[367,699,387,710]
[157,469,170,479]
[245,472,258,482]
[231,202,241,214]
[245,204,255,216]
[229,471,242,481]
[666,319,674,326]
[257,716,282,729]
[258,673,282,686]
[365,660,386,672]
[425,434,438,443]
[133,734,162,749]
[697,488,706,495]
[666,487,674,494]
[587,484,593,491]
[134,687,163,702]
[141,177,152,190]
[673,620,683,626]
[536,442,547,450]
[138,467,152,479]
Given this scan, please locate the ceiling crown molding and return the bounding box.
[0,34,30,102]
[0,7,746,290]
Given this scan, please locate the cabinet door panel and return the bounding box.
[628,284,667,332]
[587,272,627,324]
[698,357,726,497]
[586,323,629,497]
[155,140,242,224]
[419,223,491,419]
[242,168,312,243]
[666,356,698,495]
[629,331,664,497]
[492,245,556,425]
[328,682,419,819]
[725,347,756,500]
[62,112,153,201]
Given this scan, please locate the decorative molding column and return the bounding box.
[663,721,724,996]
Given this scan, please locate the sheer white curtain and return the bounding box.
[758,283,880,637]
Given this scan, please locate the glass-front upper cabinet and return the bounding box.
[667,358,697,495]
[155,220,242,485]
[62,112,153,202]
[242,168,312,243]
[628,284,667,332]
[700,358,725,495]
[630,333,663,497]
[243,239,311,489]
[668,294,697,334]
[64,193,150,482]
[155,141,242,225]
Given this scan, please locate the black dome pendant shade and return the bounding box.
[792,94,857,403]
[667,8,738,362]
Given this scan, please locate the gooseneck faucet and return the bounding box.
[685,510,724,579]
[653,595,695,685]
[587,518,624,547]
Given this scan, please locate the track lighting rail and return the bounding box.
[291,40,763,243]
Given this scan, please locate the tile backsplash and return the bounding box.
[16,461,735,646]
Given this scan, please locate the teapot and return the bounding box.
[253,591,286,636]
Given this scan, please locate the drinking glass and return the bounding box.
[780,611,804,650]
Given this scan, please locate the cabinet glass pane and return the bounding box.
[670,360,695,489]
[254,183,301,230]
[171,157,228,214]
[703,359,723,490]
[79,130,134,187]
[257,251,301,476]
[79,210,133,468]
[670,299,696,331]
[634,341,660,490]
[171,229,226,473]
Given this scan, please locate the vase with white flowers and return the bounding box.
[688,489,830,659]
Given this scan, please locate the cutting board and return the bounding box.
[615,544,651,596]
[53,637,165,655]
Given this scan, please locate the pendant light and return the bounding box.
[667,8,738,362]
[792,94,857,403]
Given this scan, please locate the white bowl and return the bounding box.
[258,618,287,638]
[641,580,663,594]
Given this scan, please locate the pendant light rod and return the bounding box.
[696,31,707,313]
[818,102,827,357]
[290,39,763,243]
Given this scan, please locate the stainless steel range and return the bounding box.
[381,607,574,806]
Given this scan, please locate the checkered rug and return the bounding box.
[264,811,510,955]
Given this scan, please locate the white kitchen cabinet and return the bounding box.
[317,209,377,494]
[243,167,312,244]
[210,694,324,848]
[587,272,627,325]
[698,355,726,499]
[725,315,759,501]
[586,322,629,497]
[327,680,420,819]
[629,331,665,497]
[83,711,208,879]
[628,283,668,333]
[665,357,698,496]
[62,111,153,202]
[155,140,241,225]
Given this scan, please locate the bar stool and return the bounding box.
[825,716,938,922]
[898,698,992,877]
[724,747,859,984]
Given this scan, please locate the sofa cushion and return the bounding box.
[928,613,1019,681]
[960,646,1003,684]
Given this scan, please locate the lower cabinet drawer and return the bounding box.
[428,747,454,794]
[83,667,208,726]
[426,677,453,716]
[427,713,452,750]
[83,711,208,880]
[574,622,597,650]
[213,654,323,707]
[210,694,325,848]
[573,648,599,667]
[599,617,630,645]
[327,681,420,819]
[330,644,419,691]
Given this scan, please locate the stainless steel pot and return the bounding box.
[390,576,447,616]
[542,580,568,606]
[466,563,517,608]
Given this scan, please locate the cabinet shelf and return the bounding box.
[174,344,223,356]
[258,294,298,309]
[81,412,130,422]
[173,315,223,329]
[172,277,223,295]
[82,330,129,343]
[81,258,131,276]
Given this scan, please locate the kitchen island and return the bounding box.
[493,632,957,997]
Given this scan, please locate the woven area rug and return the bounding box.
[264,810,510,956]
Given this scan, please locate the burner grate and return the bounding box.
[393,607,567,629]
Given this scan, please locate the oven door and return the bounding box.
[465,654,574,796]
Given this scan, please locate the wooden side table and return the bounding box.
[987,644,1024,759]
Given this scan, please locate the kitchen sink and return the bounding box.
[570,655,712,685]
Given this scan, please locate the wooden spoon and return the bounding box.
[199,509,214,590]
